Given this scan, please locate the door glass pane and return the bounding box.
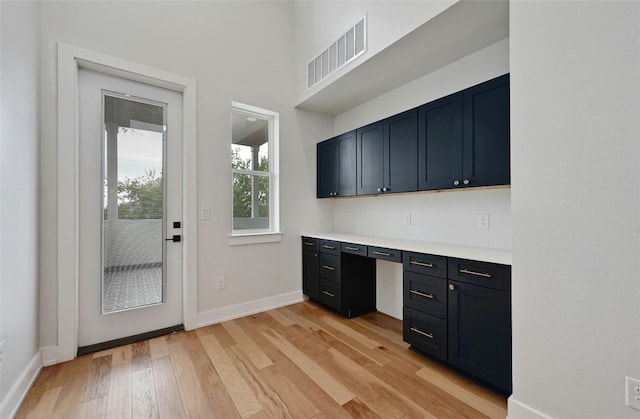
[103,93,166,314]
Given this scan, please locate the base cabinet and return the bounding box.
[448,279,511,394]
[303,237,511,395]
[302,237,376,318]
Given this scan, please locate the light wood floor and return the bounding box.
[16,301,507,418]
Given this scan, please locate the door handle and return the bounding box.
[166,235,181,242]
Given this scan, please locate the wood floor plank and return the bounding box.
[17,302,507,419]
[416,366,507,419]
[320,347,435,418]
[132,368,159,419]
[131,340,151,372]
[49,355,93,418]
[148,336,169,360]
[298,310,392,366]
[152,356,186,419]
[224,345,298,419]
[81,354,112,402]
[18,386,61,419]
[262,328,355,406]
[222,319,273,369]
[342,397,384,419]
[200,333,263,418]
[267,307,296,327]
[76,395,107,419]
[105,361,132,419]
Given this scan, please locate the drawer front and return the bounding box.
[302,236,319,251]
[403,251,447,278]
[320,279,342,312]
[319,239,341,255]
[320,253,341,283]
[368,246,402,262]
[341,242,367,257]
[403,271,447,319]
[448,258,511,292]
[403,307,447,362]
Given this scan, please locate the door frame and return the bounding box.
[57,42,198,363]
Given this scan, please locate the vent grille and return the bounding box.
[308,16,366,89]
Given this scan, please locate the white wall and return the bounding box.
[293,0,456,103]
[39,1,334,347]
[0,0,40,409]
[509,2,640,418]
[331,39,510,319]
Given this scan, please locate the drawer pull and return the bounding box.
[410,260,434,268]
[322,265,335,271]
[344,246,360,251]
[303,241,314,246]
[410,290,434,299]
[410,327,433,339]
[460,268,492,278]
[372,251,391,257]
[322,245,336,250]
[322,290,335,298]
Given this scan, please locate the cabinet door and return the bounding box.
[356,122,384,195]
[336,131,357,196]
[317,131,356,198]
[418,92,463,191]
[302,249,320,301]
[448,280,511,394]
[462,74,510,188]
[317,139,337,198]
[384,109,418,193]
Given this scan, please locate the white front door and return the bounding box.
[78,68,183,348]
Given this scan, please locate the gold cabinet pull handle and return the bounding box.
[372,251,391,256]
[449,284,455,291]
[322,245,336,250]
[460,268,492,278]
[410,327,433,339]
[344,246,359,251]
[410,290,434,299]
[322,290,335,298]
[410,260,434,268]
[322,265,335,271]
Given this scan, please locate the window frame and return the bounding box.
[230,102,280,243]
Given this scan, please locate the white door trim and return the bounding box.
[57,42,198,362]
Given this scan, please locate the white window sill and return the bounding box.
[229,232,283,246]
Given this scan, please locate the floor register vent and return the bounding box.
[307,16,366,89]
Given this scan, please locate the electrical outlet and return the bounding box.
[403,212,412,225]
[201,207,210,220]
[345,212,352,224]
[626,376,640,411]
[216,276,225,289]
[0,341,5,363]
[477,214,490,230]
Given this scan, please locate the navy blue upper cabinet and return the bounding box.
[418,93,463,191]
[317,74,509,198]
[317,130,356,198]
[356,121,384,195]
[462,74,510,188]
[419,74,510,191]
[357,109,418,195]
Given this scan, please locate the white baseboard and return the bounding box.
[41,345,59,367]
[0,350,42,419]
[197,291,304,328]
[507,397,552,419]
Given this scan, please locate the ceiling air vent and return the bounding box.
[308,16,366,89]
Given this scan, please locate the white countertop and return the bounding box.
[302,232,512,265]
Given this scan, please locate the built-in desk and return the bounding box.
[301,233,512,395]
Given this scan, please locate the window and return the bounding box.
[231,102,279,238]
